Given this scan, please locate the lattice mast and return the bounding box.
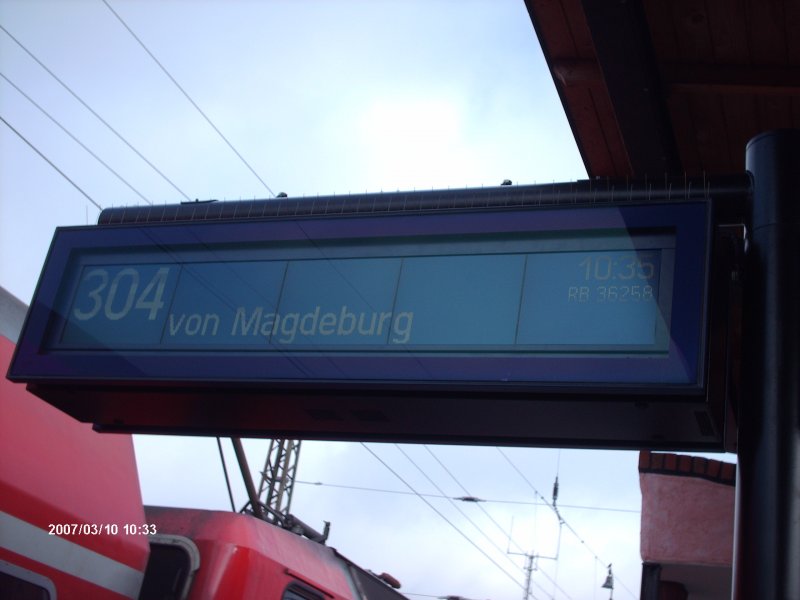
[256,439,302,524]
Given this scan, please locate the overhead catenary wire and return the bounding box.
[294,480,640,514]
[422,447,574,600]
[434,446,569,598]
[422,448,564,599]
[101,0,277,198]
[393,445,526,575]
[497,448,608,590]
[0,72,153,205]
[359,443,535,598]
[1,114,102,211]
[0,23,191,202]
[424,445,526,554]
[375,445,572,600]
[550,446,564,600]
[496,448,638,599]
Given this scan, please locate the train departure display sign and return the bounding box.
[8,197,719,448]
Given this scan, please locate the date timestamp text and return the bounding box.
[48,523,157,536]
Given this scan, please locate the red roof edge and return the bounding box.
[639,451,736,487]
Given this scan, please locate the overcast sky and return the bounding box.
[0,2,724,599]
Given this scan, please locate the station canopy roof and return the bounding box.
[525,0,800,178]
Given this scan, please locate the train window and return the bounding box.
[0,561,55,600]
[138,534,200,600]
[347,567,407,600]
[283,583,324,600]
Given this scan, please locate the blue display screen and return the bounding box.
[11,202,709,387]
[55,236,671,353]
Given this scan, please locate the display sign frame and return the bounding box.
[11,202,708,386]
[7,198,721,448]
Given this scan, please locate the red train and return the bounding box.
[0,288,406,600]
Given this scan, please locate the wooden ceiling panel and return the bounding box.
[559,0,595,58]
[721,94,760,170]
[665,94,703,175]
[690,94,735,173]
[586,88,630,175]
[746,1,789,64]
[757,95,795,132]
[558,83,624,175]
[668,0,715,62]
[525,0,580,57]
[786,3,800,63]
[642,1,680,61]
[526,0,633,176]
[525,0,800,178]
[704,0,750,63]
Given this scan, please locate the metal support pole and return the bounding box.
[522,554,533,600]
[734,130,800,598]
[231,437,264,521]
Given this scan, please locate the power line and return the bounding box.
[0,22,191,201]
[424,446,526,555]
[393,445,526,576]
[101,0,277,198]
[294,480,640,514]
[496,449,638,599]
[391,445,572,600]
[424,447,574,600]
[359,443,532,598]
[0,72,153,205]
[1,114,102,211]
